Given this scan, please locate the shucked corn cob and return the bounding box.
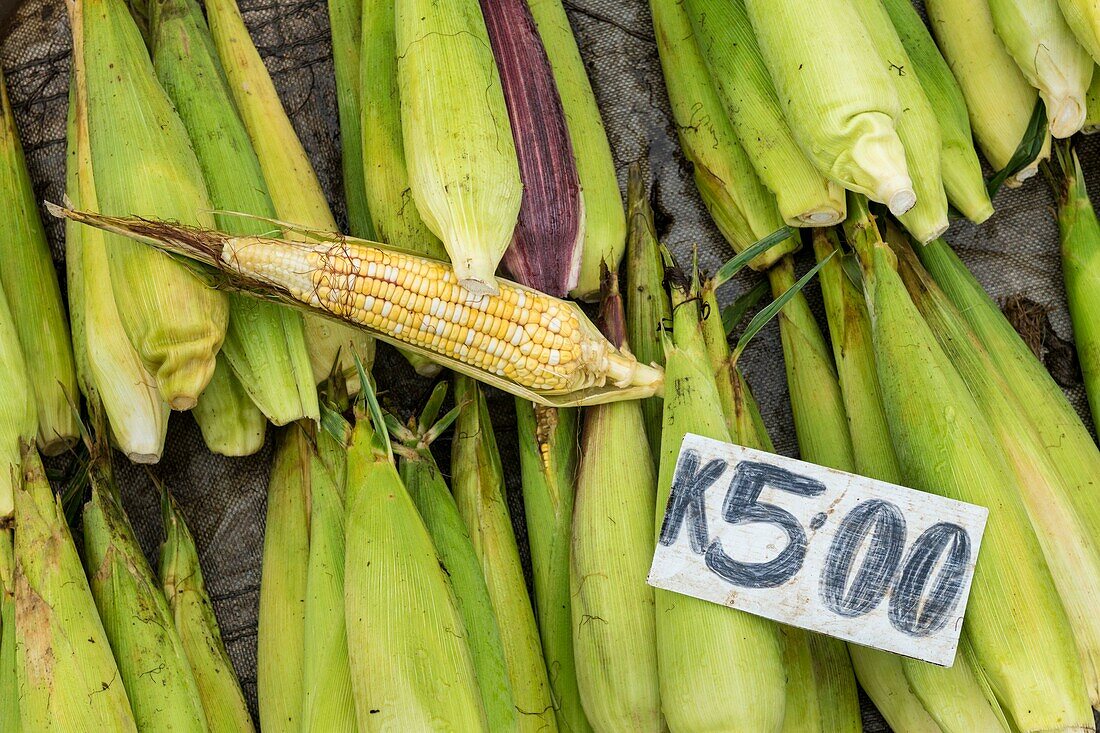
[0,71,77,456]
[49,206,663,407]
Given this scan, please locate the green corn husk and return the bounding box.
[0,72,77,455]
[396,0,522,295]
[516,400,588,733]
[159,491,255,733]
[652,0,800,268]
[148,0,319,426]
[66,72,170,465]
[849,0,948,243]
[82,455,207,732]
[813,229,1010,733]
[924,0,1050,183]
[986,0,1093,138]
[570,272,659,732]
[72,0,228,409]
[0,283,34,523]
[204,0,374,385]
[742,0,914,215]
[526,0,625,300]
[300,420,356,733]
[623,167,669,464]
[879,0,993,223]
[392,387,517,732]
[1051,145,1100,435]
[678,0,845,227]
[328,0,373,240]
[1085,66,1100,133]
[453,377,556,732]
[844,196,1093,733]
[346,385,487,730]
[192,355,266,456]
[359,0,446,261]
[655,273,785,732]
[14,447,137,732]
[891,228,1100,707]
[1062,0,1100,65]
[0,529,18,733]
[915,238,1100,562]
[258,426,311,733]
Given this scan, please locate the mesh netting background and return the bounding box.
[2,0,1096,729]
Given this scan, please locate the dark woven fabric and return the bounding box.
[2,0,1096,729]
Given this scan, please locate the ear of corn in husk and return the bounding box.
[813,229,1011,733]
[624,167,669,464]
[395,0,522,295]
[986,0,1093,137]
[743,0,914,215]
[299,418,357,733]
[345,378,487,730]
[191,355,266,456]
[924,0,1051,184]
[391,386,516,731]
[257,425,311,733]
[849,0,949,243]
[452,376,556,732]
[483,0,584,298]
[14,446,137,732]
[526,0,625,299]
[70,0,228,409]
[843,195,1093,733]
[914,237,1100,567]
[570,269,660,731]
[677,0,845,226]
[654,266,785,732]
[652,0,799,269]
[147,0,319,426]
[0,285,35,523]
[49,205,664,407]
[0,529,16,733]
[1049,143,1100,436]
[158,489,255,733]
[878,0,993,224]
[891,225,1100,706]
[204,0,374,385]
[0,72,77,455]
[65,75,169,465]
[515,398,588,732]
[82,453,207,732]
[1060,0,1100,64]
[327,0,373,240]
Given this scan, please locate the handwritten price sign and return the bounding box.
[647,434,988,665]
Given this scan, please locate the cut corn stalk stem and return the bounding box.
[483,0,584,298]
[346,382,487,730]
[192,355,266,457]
[204,0,374,385]
[396,0,522,295]
[148,0,319,426]
[879,0,993,223]
[258,425,311,733]
[82,452,207,732]
[14,446,137,732]
[69,0,228,409]
[527,0,625,299]
[48,206,664,407]
[924,0,1049,182]
[624,166,669,465]
[651,0,800,268]
[453,377,556,732]
[1049,143,1100,435]
[0,529,16,733]
[844,195,1094,732]
[515,398,589,732]
[676,0,844,226]
[66,72,168,464]
[159,489,255,733]
[986,0,1093,137]
[392,386,518,732]
[0,70,77,455]
[0,282,34,523]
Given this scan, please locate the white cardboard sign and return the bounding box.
[647,433,988,666]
